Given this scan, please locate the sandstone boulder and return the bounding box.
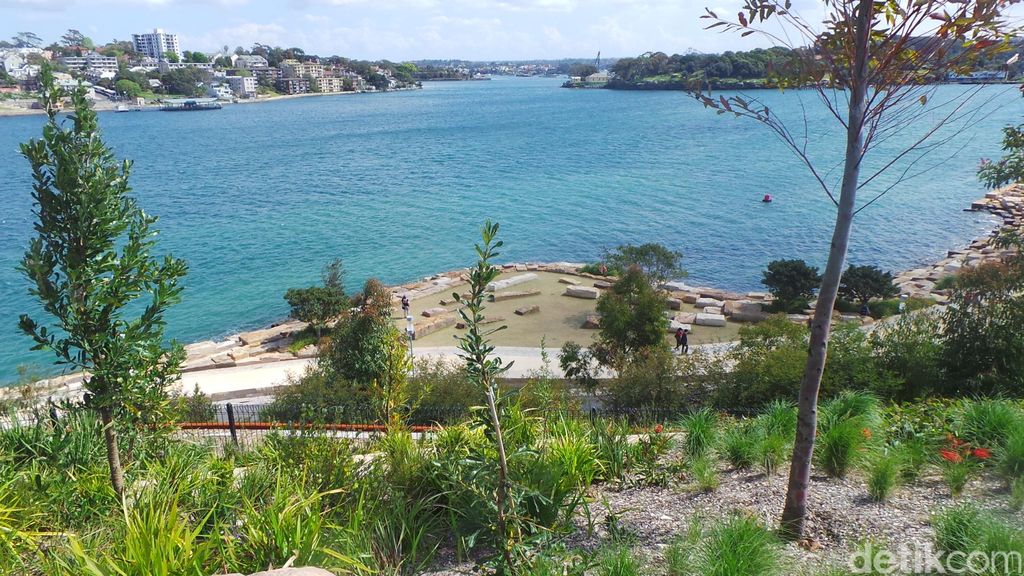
[668,321,692,332]
[666,298,682,311]
[515,305,540,316]
[703,306,724,315]
[673,312,697,324]
[695,313,727,327]
[490,289,541,302]
[583,315,601,329]
[723,300,769,323]
[421,307,449,318]
[487,273,538,291]
[558,277,581,286]
[680,292,701,304]
[564,286,600,299]
[695,297,725,309]
[295,345,319,359]
[415,315,457,338]
[593,280,613,289]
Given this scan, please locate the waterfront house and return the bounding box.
[159,61,214,73]
[312,76,348,93]
[60,52,119,74]
[276,77,310,95]
[206,83,235,100]
[251,66,282,83]
[225,75,258,97]
[280,59,324,79]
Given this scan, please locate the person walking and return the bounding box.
[401,294,410,316]
[680,328,689,355]
[674,327,685,353]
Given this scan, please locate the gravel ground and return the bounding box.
[421,446,1021,575]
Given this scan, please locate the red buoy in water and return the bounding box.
[762,194,773,203]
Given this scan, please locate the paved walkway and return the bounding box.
[183,342,737,402]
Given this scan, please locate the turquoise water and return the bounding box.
[0,76,1016,382]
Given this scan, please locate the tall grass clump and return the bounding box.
[1010,477,1024,512]
[596,544,644,576]
[687,455,719,492]
[998,427,1024,483]
[672,515,786,576]
[678,408,720,459]
[722,424,757,470]
[590,419,632,482]
[956,400,1023,449]
[933,503,1024,575]
[816,391,881,478]
[865,450,903,502]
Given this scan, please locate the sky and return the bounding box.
[0,0,833,61]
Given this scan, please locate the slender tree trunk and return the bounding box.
[780,0,872,540]
[99,406,126,500]
[485,381,513,571]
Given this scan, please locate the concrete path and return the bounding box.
[183,342,737,402]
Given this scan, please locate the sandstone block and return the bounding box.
[564,286,600,299]
[515,305,540,316]
[695,297,725,309]
[295,345,319,359]
[723,300,769,323]
[666,298,682,311]
[421,307,449,318]
[703,306,724,315]
[415,315,457,338]
[695,313,727,327]
[674,312,697,324]
[594,280,613,289]
[583,315,601,329]
[490,289,541,302]
[669,321,693,332]
[558,277,581,286]
[486,273,538,292]
[680,292,700,304]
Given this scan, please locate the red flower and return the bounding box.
[972,448,992,460]
[654,424,664,434]
[940,448,964,463]
[861,428,872,439]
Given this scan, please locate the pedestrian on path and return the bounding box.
[401,294,410,316]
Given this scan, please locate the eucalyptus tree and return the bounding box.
[693,0,1019,537]
[18,69,188,498]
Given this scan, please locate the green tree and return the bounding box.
[12,32,42,48]
[283,259,348,338]
[568,63,598,78]
[941,232,1024,394]
[114,78,142,99]
[322,278,394,385]
[762,259,821,313]
[595,266,669,366]
[839,265,898,307]
[17,69,188,498]
[978,124,1024,189]
[60,29,86,47]
[603,242,686,286]
[696,0,1016,538]
[164,50,180,63]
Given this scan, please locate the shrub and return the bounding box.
[871,311,946,400]
[678,408,719,459]
[956,399,1023,449]
[412,356,481,419]
[262,363,361,422]
[891,437,934,483]
[866,451,903,502]
[603,242,686,286]
[839,265,898,307]
[762,259,821,313]
[688,515,787,576]
[559,341,600,393]
[603,346,684,410]
[595,266,670,362]
[754,429,790,476]
[942,459,975,498]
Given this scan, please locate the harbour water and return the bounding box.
[0,76,1015,382]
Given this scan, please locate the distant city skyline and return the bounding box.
[1,0,830,61]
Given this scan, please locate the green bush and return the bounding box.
[865,450,903,502]
[603,345,685,410]
[596,544,643,576]
[815,392,881,478]
[762,259,821,313]
[722,423,757,470]
[688,455,719,492]
[678,408,719,459]
[956,399,1023,449]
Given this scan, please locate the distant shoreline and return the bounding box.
[0,85,423,118]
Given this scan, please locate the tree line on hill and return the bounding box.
[608,38,1024,89]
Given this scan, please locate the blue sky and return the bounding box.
[0,0,823,61]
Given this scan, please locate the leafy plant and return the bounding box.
[678,408,719,459]
[761,259,821,313]
[838,265,898,307]
[602,242,686,287]
[17,67,188,498]
[688,455,719,492]
[865,450,902,502]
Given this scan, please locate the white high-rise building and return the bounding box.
[131,29,182,61]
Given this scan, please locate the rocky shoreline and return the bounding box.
[4,185,1021,403]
